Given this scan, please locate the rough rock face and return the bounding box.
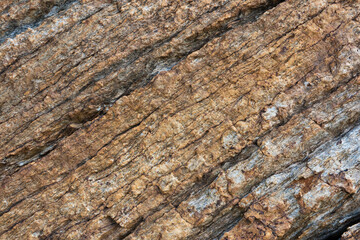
[1,0,360,239]
[342,223,360,240]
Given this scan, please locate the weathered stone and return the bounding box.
[342,223,360,240]
[1,0,360,239]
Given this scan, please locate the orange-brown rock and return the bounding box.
[342,223,360,240]
[1,0,360,239]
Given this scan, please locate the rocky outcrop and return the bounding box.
[342,223,360,240]
[1,0,360,239]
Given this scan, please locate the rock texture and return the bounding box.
[1,0,360,239]
[342,223,360,240]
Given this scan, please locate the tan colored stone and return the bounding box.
[1,0,360,239]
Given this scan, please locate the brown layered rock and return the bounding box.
[342,223,360,240]
[1,0,360,239]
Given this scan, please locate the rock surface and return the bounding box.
[1,0,360,239]
[342,223,360,240]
